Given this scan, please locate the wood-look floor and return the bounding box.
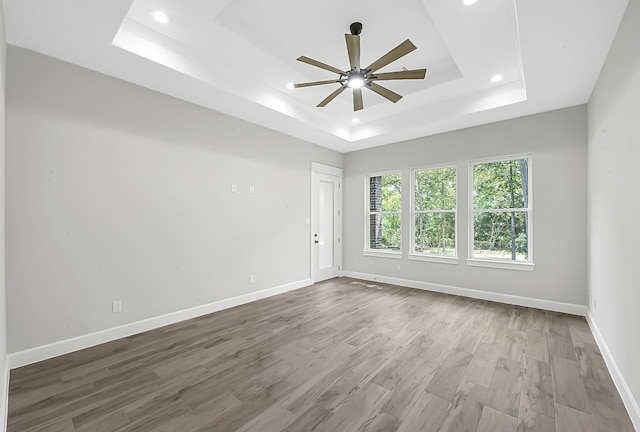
[8,278,635,432]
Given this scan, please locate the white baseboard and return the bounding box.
[586,312,640,431]
[340,271,587,316]
[8,279,312,370]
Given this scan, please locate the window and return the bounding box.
[365,172,401,256]
[410,166,457,263]
[469,155,533,270]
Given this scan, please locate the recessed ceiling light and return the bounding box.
[464,0,478,5]
[490,74,503,83]
[152,10,170,24]
[352,118,360,123]
[286,82,295,90]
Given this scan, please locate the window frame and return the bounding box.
[409,164,459,265]
[363,170,402,259]
[467,154,534,271]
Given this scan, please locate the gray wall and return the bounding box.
[587,0,640,422]
[5,46,342,353]
[0,1,8,427]
[343,106,588,306]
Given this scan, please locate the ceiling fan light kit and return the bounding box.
[293,22,427,112]
[347,73,365,89]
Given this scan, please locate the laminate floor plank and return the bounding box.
[574,342,614,391]
[119,368,211,424]
[486,357,523,418]
[528,310,549,332]
[395,392,450,432]
[464,342,501,388]
[359,411,401,432]
[420,330,461,365]
[379,359,439,420]
[454,323,484,354]
[555,403,598,432]
[567,317,597,347]
[73,409,130,432]
[438,380,488,432]
[477,406,517,432]
[26,417,75,432]
[9,383,99,431]
[7,277,634,432]
[525,330,549,363]
[502,330,527,363]
[310,354,390,413]
[547,313,571,337]
[520,357,555,418]
[206,380,297,432]
[517,407,555,432]
[371,343,423,391]
[586,386,635,432]
[278,362,349,415]
[480,321,506,346]
[548,334,576,361]
[279,405,332,432]
[424,350,473,402]
[10,344,116,387]
[313,382,390,432]
[233,403,296,432]
[118,399,192,432]
[574,343,635,432]
[508,307,533,331]
[551,356,590,413]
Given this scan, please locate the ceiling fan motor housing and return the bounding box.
[350,22,363,36]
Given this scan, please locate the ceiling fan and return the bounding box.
[293,22,427,112]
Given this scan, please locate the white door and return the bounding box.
[311,163,342,283]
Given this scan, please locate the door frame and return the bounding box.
[311,162,343,283]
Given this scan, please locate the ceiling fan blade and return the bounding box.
[368,82,403,103]
[345,34,360,69]
[317,86,347,107]
[373,69,427,81]
[297,56,344,75]
[353,88,364,111]
[365,39,417,73]
[294,79,341,88]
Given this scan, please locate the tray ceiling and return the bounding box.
[3,0,629,152]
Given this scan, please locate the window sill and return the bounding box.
[466,259,535,272]
[363,250,402,259]
[408,254,459,265]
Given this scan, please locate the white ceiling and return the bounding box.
[3,0,629,153]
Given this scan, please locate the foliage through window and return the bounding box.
[366,173,401,251]
[413,166,456,256]
[472,156,531,262]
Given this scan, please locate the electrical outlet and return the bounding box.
[112,300,122,314]
[249,185,255,194]
[249,275,255,284]
[396,264,401,271]
[231,184,237,193]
